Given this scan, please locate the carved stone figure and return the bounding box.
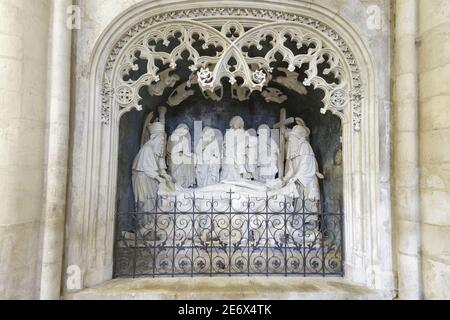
[140,112,154,147]
[221,116,248,180]
[141,106,167,146]
[273,67,308,95]
[148,69,180,96]
[283,124,323,211]
[167,74,197,107]
[132,122,171,213]
[257,124,279,182]
[261,88,288,104]
[167,123,195,188]
[245,129,258,180]
[195,127,222,188]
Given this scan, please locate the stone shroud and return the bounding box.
[64,0,394,297]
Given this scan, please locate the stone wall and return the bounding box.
[0,0,51,299]
[393,0,421,300]
[418,0,450,300]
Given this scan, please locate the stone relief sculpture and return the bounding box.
[140,112,154,147]
[141,106,167,146]
[273,68,308,96]
[195,127,222,188]
[257,124,279,182]
[245,128,258,180]
[94,10,369,280]
[147,69,180,97]
[261,88,288,104]
[221,116,248,181]
[132,112,323,217]
[283,122,324,211]
[167,123,195,188]
[132,121,171,214]
[167,74,197,107]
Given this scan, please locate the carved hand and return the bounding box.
[162,173,173,182]
[155,176,165,183]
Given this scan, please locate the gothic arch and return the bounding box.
[101,11,363,129]
[70,0,393,294]
[107,19,353,124]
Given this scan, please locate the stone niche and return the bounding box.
[112,13,351,279]
[67,0,394,296]
[114,50,344,278]
[117,72,343,216]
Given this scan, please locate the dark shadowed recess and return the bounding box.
[116,58,343,226]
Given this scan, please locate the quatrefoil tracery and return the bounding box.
[112,19,349,122]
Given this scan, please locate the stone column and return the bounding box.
[393,0,422,299]
[0,0,51,300]
[39,0,73,300]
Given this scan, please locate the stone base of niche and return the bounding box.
[65,277,394,300]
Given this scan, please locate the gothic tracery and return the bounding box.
[101,9,362,130]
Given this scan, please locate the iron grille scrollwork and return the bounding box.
[114,193,343,277]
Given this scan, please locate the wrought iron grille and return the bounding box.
[114,193,343,278]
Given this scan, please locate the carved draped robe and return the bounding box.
[221,128,248,180]
[285,135,321,203]
[132,137,166,212]
[167,133,195,188]
[257,136,279,182]
[195,138,221,188]
[245,133,258,180]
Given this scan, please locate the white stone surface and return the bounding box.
[419,0,450,300]
[195,127,221,187]
[65,277,393,300]
[0,0,51,300]
[393,0,422,300]
[39,0,73,300]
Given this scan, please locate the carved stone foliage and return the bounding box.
[103,8,362,130]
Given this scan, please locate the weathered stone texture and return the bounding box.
[0,0,50,299]
[419,0,450,300]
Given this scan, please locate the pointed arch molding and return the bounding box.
[100,7,363,131]
[71,0,394,295]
